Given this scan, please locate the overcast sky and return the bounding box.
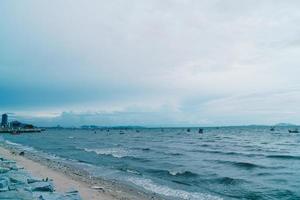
[1,0,300,126]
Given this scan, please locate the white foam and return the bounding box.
[83,148,128,158]
[168,170,189,176]
[127,177,222,200]
[5,140,35,151]
[5,140,22,146]
[126,169,140,175]
[169,171,178,176]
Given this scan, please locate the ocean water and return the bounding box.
[2,126,300,200]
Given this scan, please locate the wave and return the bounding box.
[4,140,36,152]
[199,144,210,147]
[189,149,263,157]
[4,140,73,163]
[5,140,22,146]
[266,155,300,160]
[146,168,199,178]
[127,177,222,200]
[117,167,141,175]
[126,169,140,175]
[210,160,266,170]
[82,147,128,158]
[132,147,151,151]
[168,170,198,177]
[256,172,272,176]
[208,177,247,186]
[156,150,184,157]
[169,152,184,156]
[171,180,192,186]
[191,148,300,161]
[80,147,150,163]
[231,161,264,169]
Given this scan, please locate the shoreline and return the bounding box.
[0,143,163,200]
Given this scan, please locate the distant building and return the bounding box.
[10,120,22,129]
[9,120,34,129]
[1,114,8,128]
[24,124,34,129]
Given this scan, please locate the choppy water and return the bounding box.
[2,126,300,200]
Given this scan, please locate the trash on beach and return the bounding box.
[91,185,105,192]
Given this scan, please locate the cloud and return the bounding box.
[1,0,300,125]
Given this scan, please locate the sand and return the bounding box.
[0,145,117,200]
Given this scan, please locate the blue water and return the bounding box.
[2,127,300,200]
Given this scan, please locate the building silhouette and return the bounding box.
[1,113,8,128]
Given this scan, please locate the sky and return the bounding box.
[1,0,300,127]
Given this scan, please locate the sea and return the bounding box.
[1,126,300,200]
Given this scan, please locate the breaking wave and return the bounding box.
[127,177,222,200]
[168,170,198,177]
[4,140,35,152]
[146,168,199,178]
[82,147,129,158]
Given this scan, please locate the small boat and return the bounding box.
[288,129,299,133]
[198,128,203,134]
[187,128,191,132]
[270,127,275,131]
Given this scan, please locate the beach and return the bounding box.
[2,0,300,199]
[0,143,161,200]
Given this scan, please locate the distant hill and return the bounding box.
[80,125,145,129]
[274,123,297,127]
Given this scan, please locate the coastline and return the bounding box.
[0,143,163,200]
